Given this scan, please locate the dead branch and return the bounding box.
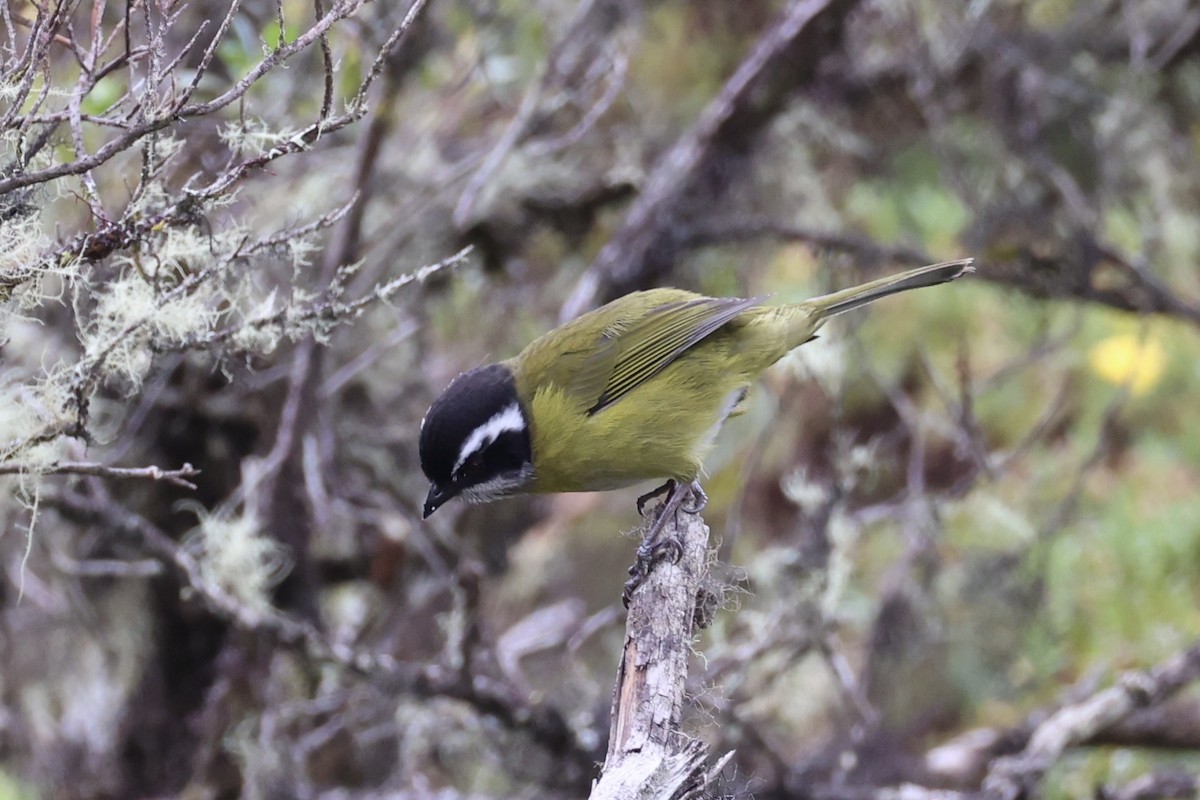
[924,697,1200,790]
[676,217,937,268]
[590,496,732,799]
[453,0,634,228]
[0,460,199,489]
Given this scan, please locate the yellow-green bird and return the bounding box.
[420,259,973,518]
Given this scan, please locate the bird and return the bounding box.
[419,258,974,524]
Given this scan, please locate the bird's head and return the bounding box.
[419,364,534,518]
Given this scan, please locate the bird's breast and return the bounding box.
[524,372,751,494]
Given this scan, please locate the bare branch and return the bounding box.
[453,0,630,227]
[591,492,730,799]
[982,640,1200,800]
[0,0,436,199]
[677,216,937,267]
[1099,770,1200,800]
[185,245,473,352]
[0,460,200,489]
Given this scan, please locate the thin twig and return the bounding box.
[0,460,200,489]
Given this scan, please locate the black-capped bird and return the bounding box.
[419,259,974,526]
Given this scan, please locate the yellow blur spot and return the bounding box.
[1088,333,1166,395]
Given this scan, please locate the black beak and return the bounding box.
[423,484,455,518]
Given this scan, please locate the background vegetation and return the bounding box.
[2,0,1199,798]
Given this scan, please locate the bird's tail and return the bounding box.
[802,258,975,320]
[759,258,974,356]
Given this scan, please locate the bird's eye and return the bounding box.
[462,451,484,477]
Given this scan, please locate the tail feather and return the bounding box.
[803,258,975,319]
[750,258,974,364]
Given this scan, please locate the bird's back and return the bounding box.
[510,289,807,493]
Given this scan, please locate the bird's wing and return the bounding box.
[568,295,762,416]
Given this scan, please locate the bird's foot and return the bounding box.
[623,481,706,607]
[680,480,707,514]
[622,569,644,608]
[636,479,706,517]
[623,538,683,606]
[636,480,676,517]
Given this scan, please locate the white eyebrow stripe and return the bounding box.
[453,402,525,474]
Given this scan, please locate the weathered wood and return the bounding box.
[590,495,733,799]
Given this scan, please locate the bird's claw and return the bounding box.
[636,480,676,517]
[639,536,684,566]
[622,563,647,607]
[680,481,707,514]
[623,536,684,607]
[623,480,706,607]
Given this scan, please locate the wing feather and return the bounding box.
[570,295,763,415]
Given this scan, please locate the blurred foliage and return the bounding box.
[0,772,36,800]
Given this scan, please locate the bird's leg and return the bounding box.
[623,480,706,607]
[636,481,696,562]
[636,479,676,516]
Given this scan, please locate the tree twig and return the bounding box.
[0,460,200,489]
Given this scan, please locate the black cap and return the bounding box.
[419,364,532,516]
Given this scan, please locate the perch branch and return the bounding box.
[590,491,732,799]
